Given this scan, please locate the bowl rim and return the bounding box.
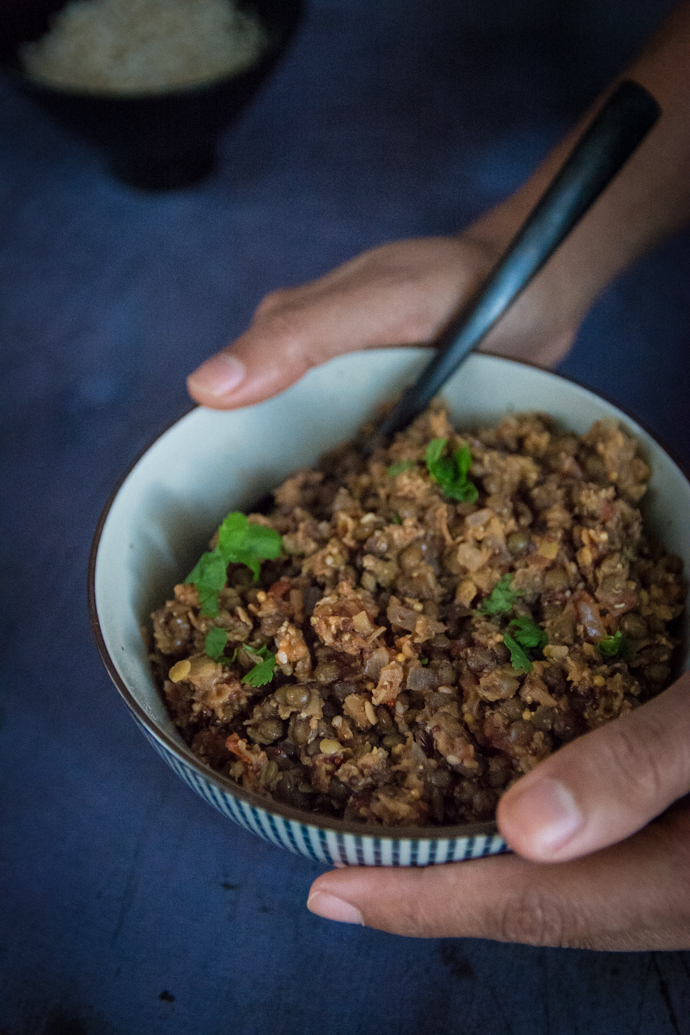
[87,349,690,840]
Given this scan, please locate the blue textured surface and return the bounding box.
[2,1,690,1033]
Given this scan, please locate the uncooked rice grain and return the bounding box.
[20,0,267,95]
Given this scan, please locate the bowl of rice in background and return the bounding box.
[88,350,690,866]
[0,0,303,189]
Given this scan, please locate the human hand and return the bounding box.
[307,672,690,950]
[186,230,582,410]
[187,3,690,413]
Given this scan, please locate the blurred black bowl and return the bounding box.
[0,0,303,189]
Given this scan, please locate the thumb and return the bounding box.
[186,237,490,409]
[305,802,690,945]
[497,671,690,863]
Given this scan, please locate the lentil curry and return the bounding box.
[150,407,684,826]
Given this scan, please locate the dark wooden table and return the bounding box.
[2,1,689,1032]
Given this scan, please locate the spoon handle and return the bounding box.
[376,79,661,441]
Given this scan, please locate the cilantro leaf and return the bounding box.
[425,437,446,468]
[186,513,283,610]
[205,630,239,665]
[391,512,403,525]
[597,630,632,661]
[504,615,547,673]
[597,630,623,656]
[205,627,228,661]
[508,615,548,653]
[425,438,479,503]
[186,548,228,617]
[216,512,246,552]
[218,513,282,582]
[479,574,523,615]
[387,460,415,477]
[242,645,277,688]
[456,443,473,480]
[504,633,533,673]
[243,521,283,558]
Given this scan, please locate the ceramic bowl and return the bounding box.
[88,350,690,866]
[0,0,303,190]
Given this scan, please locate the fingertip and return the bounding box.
[498,776,583,861]
[186,352,245,407]
[306,890,364,925]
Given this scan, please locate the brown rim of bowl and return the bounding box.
[87,350,690,841]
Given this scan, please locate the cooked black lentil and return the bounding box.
[150,406,685,826]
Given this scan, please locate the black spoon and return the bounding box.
[373,79,660,444]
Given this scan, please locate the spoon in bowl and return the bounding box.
[251,79,660,511]
[373,79,660,445]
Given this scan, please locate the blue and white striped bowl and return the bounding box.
[138,717,505,865]
[89,350,690,866]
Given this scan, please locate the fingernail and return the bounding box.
[307,892,363,925]
[510,778,583,856]
[187,353,245,398]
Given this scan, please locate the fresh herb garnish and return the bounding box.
[419,657,428,666]
[507,615,548,654]
[242,645,277,688]
[391,512,403,525]
[503,633,533,673]
[205,628,274,678]
[205,627,228,661]
[425,438,478,503]
[187,550,229,617]
[479,574,523,616]
[204,628,239,665]
[502,615,547,674]
[597,630,632,661]
[186,512,282,616]
[217,513,282,581]
[387,460,415,477]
